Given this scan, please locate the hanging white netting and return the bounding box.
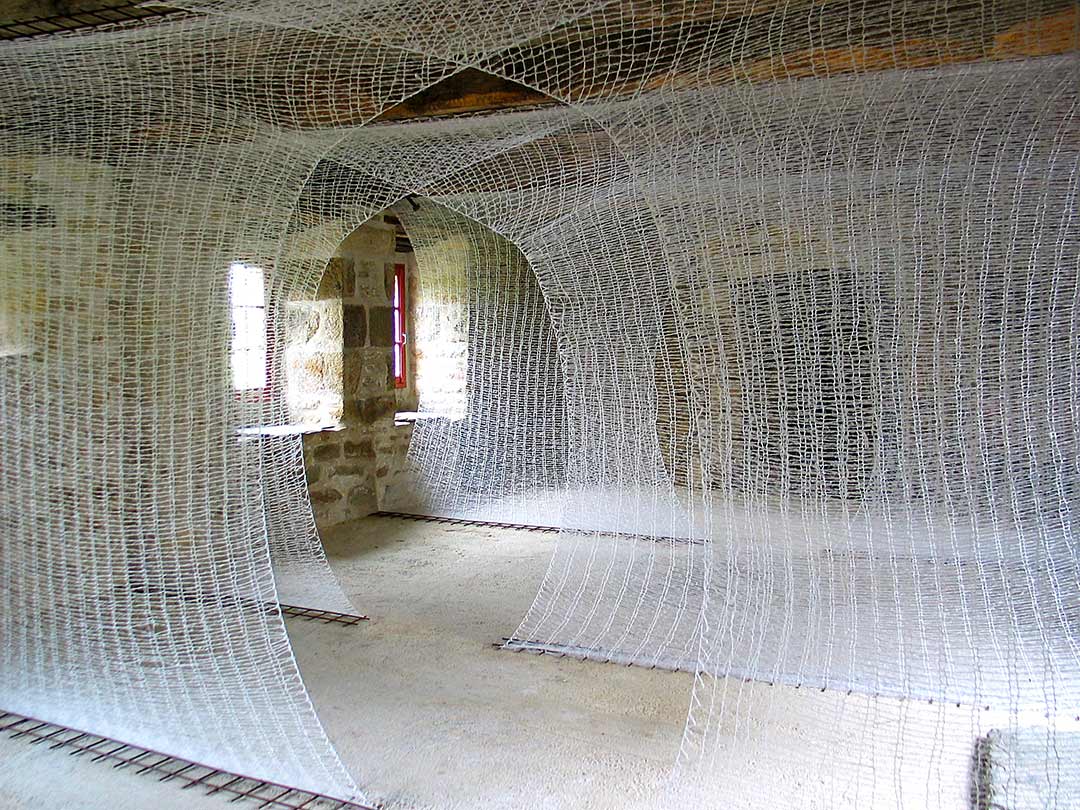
[0,1,1077,806]
[391,200,568,523]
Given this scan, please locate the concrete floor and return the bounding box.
[0,517,693,810]
[308,517,693,810]
[0,515,977,810]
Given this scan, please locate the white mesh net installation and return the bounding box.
[0,1,1077,807]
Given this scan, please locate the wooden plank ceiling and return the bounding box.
[0,1,1075,125]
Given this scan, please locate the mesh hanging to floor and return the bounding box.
[0,1,1077,806]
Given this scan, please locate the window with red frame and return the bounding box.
[392,263,407,388]
[229,262,269,392]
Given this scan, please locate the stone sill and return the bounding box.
[236,422,345,439]
[393,411,451,426]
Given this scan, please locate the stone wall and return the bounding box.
[297,213,419,528]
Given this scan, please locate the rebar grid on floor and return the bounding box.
[498,637,687,672]
[372,510,560,534]
[279,603,368,626]
[0,711,376,810]
[123,585,368,627]
[371,510,704,546]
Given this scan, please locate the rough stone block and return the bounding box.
[383,263,396,300]
[286,306,321,344]
[312,443,341,462]
[310,488,342,505]
[316,256,355,300]
[354,259,388,304]
[334,463,366,477]
[347,482,377,515]
[343,304,366,347]
[342,356,361,398]
[315,260,338,300]
[340,258,356,298]
[342,397,362,421]
[343,350,387,399]
[359,395,397,424]
[293,353,340,392]
[368,306,393,347]
[344,438,375,459]
[286,301,341,350]
[360,349,390,392]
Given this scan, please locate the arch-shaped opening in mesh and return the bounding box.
[1,3,1078,808]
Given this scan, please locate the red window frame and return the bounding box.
[392,263,407,389]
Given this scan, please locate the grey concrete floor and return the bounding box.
[0,518,693,810]
[0,516,976,810]
[307,518,976,810]
[308,517,693,810]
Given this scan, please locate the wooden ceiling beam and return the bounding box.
[374,68,557,123]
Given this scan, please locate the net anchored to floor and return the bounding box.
[0,1,1077,807]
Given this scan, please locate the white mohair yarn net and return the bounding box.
[0,1,1077,806]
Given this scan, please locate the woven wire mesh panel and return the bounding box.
[0,0,1078,806]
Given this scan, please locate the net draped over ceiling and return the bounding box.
[0,1,1076,806]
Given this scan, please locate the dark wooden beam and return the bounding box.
[375,68,558,122]
[4,1,1072,131]
[0,1,183,41]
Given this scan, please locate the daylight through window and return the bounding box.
[229,262,268,391]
